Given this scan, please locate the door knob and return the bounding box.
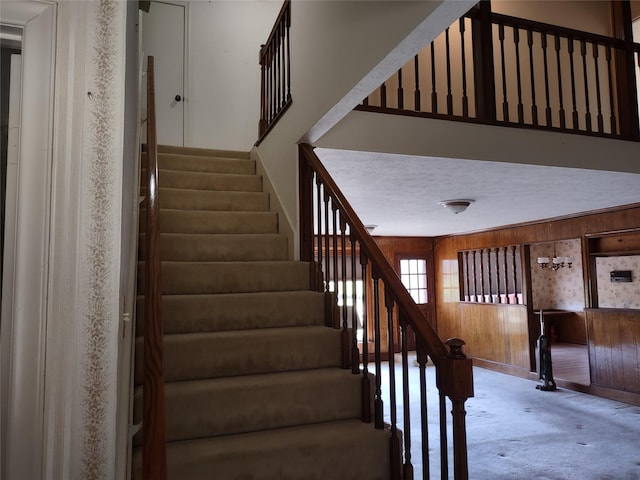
[175,94,182,102]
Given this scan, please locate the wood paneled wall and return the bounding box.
[434,204,640,373]
[586,308,640,394]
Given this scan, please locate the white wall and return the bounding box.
[255,0,475,255]
[186,1,283,150]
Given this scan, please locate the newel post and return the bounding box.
[441,338,474,480]
[298,148,313,262]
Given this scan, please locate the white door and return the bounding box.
[142,1,186,146]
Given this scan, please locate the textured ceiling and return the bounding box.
[315,148,640,237]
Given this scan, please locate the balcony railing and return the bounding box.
[360,2,640,141]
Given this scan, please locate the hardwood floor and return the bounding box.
[550,342,590,385]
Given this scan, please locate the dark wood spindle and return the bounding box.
[350,233,360,375]
[315,178,324,288]
[417,347,431,478]
[460,18,469,117]
[494,247,501,303]
[414,54,421,111]
[340,215,350,369]
[380,82,387,108]
[541,33,553,126]
[511,245,518,298]
[464,251,470,301]
[360,251,371,423]
[593,43,604,133]
[332,202,339,296]
[397,68,404,110]
[527,29,538,125]
[386,293,402,480]
[479,249,485,299]
[581,40,592,132]
[487,249,493,302]
[400,319,414,480]
[605,45,617,135]
[439,391,449,480]
[430,42,438,113]
[499,24,510,122]
[503,246,509,300]
[471,250,477,300]
[568,37,580,130]
[323,189,330,292]
[514,27,525,123]
[555,35,567,129]
[445,27,453,115]
[372,272,384,429]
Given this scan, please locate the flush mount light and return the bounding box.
[365,224,378,234]
[439,199,474,215]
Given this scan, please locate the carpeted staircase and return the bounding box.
[133,146,391,479]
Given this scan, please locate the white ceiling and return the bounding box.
[315,148,640,237]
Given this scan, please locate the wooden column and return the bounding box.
[471,1,497,122]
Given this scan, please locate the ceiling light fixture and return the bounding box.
[439,199,474,215]
[537,243,572,270]
[365,224,378,234]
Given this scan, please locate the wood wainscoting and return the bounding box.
[586,308,640,395]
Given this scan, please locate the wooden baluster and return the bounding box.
[445,27,453,115]
[514,27,525,123]
[386,292,401,480]
[259,46,267,135]
[555,35,566,129]
[471,250,477,300]
[340,215,350,369]
[487,248,493,302]
[541,33,552,127]
[568,37,579,130]
[439,391,448,480]
[417,345,431,478]
[593,43,604,133]
[350,232,360,374]
[271,42,276,122]
[323,188,330,293]
[464,251,470,301]
[414,54,421,111]
[581,40,592,132]
[443,339,473,480]
[479,249,485,299]
[498,24,509,122]
[431,41,438,113]
[400,317,414,480]
[495,247,501,303]
[285,5,291,103]
[360,251,371,423]
[397,68,404,110]
[275,26,281,110]
[605,45,617,135]
[315,177,324,290]
[503,246,509,300]
[527,29,538,126]
[332,201,339,300]
[460,18,469,117]
[372,270,384,429]
[511,245,518,299]
[380,81,387,108]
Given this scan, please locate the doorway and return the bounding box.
[141,1,187,146]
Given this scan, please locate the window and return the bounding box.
[400,258,428,304]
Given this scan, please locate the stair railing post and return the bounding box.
[440,338,474,480]
[470,1,497,122]
[298,148,313,263]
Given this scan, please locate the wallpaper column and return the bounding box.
[44,1,126,479]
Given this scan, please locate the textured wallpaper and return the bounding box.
[530,239,585,311]
[595,256,640,309]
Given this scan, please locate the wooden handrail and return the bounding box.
[299,143,473,479]
[142,55,167,480]
[299,144,449,364]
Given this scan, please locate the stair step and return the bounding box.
[138,233,288,262]
[157,144,250,159]
[141,169,262,192]
[139,209,279,234]
[137,261,311,294]
[136,291,327,335]
[135,326,342,383]
[143,152,255,174]
[134,368,364,442]
[155,187,269,211]
[132,419,391,480]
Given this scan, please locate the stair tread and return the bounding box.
[139,209,279,234]
[132,419,390,480]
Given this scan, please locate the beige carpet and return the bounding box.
[133,145,392,479]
